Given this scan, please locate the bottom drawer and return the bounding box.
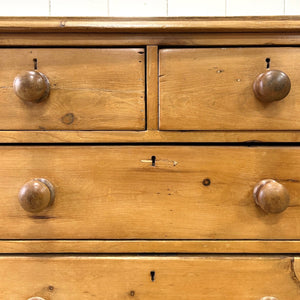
[1,255,299,299]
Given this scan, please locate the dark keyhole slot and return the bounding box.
[150,270,155,281]
[151,156,156,166]
[33,58,38,70]
[265,58,270,69]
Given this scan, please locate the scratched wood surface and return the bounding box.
[1,146,299,240]
[0,255,299,299]
[160,47,300,130]
[0,48,145,130]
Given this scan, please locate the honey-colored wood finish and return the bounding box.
[2,240,300,254]
[1,17,300,260]
[0,130,298,143]
[2,16,300,33]
[0,146,299,240]
[2,33,300,47]
[0,255,299,299]
[0,48,145,130]
[146,46,159,130]
[159,47,300,130]
[0,18,299,141]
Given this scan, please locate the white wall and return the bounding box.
[0,0,299,17]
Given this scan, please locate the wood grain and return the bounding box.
[1,240,300,254]
[0,146,300,240]
[146,46,159,130]
[0,48,145,130]
[0,130,298,143]
[0,255,299,299]
[2,17,300,33]
[160,47,300,130]
[2,33,300,47]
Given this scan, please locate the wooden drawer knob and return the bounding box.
[253,70,291,103]
[260,297,279,300]
[13,71,50,103]
[253,179,289,214]
[19,178,55,213]
[28,297,46,300]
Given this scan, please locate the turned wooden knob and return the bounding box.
[253,179,290,214]
[28,297,46,300]
[19,178,55,213]
[253,70,291,103]
[13,71,50,102]
[260,297,279,300]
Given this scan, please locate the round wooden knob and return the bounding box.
[253,179,290,214]
[253,70,291,103]
[19,178,55,213]
[13,71,50,102]
[28,297,46,300]
[260,297,278,300]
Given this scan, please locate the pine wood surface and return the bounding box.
[0,19,299,141]
[0,17,299,262]
[0,146,299,240]
[1,16,300,33]
[1,240,300,254]
[0,48,145,130]
[0,130,298,143]
[160,47,300,130]
[146,46,159,130]
[2,33,300,47]
[0,255,299,299]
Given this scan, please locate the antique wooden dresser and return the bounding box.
[0,16,300,299]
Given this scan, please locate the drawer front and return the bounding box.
[1,146,299,240]
[159,47,300,130]
[0,48,145,130]
[0,255,298,299]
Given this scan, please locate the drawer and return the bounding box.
[1,146,300,240]
[0,48,145,130]
[159,47,300,130]
[0,255,298,299]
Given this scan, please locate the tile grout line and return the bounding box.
[225,0,227,16]
[107,0,110,16]
[48,0,51,16]
[284,0,286,15]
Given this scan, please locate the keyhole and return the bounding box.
[151,156,156,167]
[33,58,38,70]
[265,58,270,69]
[150,270,155,281]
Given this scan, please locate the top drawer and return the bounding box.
[159,47,300,130]
[0,48,145,130]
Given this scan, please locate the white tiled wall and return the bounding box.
[226,0,285,16]
[51,0,108,16]
[286,0,300,15]
[0,0,49,16]
[168,0,225,17]
[0,0,299,16]
[110,0,167,17]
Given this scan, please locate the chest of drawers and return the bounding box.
[0,16,300,300]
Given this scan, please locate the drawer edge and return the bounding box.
[0,130,300,143]
[1,240,300,254]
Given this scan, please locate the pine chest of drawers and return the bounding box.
[0,17,300,300]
